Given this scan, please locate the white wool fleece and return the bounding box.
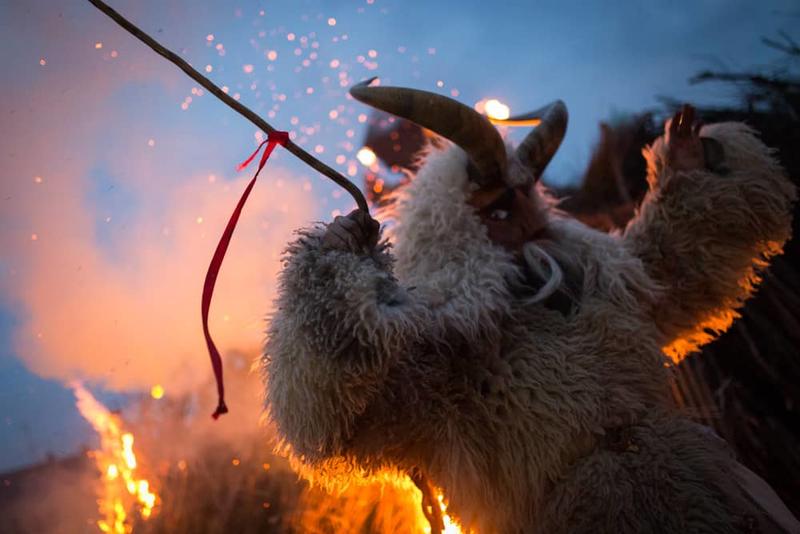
[264,146,520,464]
[264,126,796,533]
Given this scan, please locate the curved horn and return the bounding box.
[350,78,507,186]
[494,100,567,181]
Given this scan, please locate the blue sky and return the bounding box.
[1,0,796,472]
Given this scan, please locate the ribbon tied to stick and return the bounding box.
[201,130,289,419]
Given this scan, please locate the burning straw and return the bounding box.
[71,382,158,533]
[69,373,463,534]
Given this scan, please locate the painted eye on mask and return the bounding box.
[490,209,510,221]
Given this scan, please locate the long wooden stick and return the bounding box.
[86,0,369,212]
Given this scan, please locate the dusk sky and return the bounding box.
[1,0,796,472]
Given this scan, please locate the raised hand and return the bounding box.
[321,209,380,254]
[664,104,707,172]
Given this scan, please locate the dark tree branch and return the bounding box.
[690,70,795,92]
[85,0,368,212]
[762,31,800,57]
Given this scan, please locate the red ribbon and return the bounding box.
[202,131,289,419]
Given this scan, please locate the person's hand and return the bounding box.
[321,209,380,254]
[665,104,706,172]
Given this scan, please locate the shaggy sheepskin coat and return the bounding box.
[263,122,798,533]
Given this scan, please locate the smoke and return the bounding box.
[3,164,313,393]
[0,2,318,397]
[0,454,98,534]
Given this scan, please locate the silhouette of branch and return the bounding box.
[690,70,795,92]
[85,0,368,212]
[762,31,800,57]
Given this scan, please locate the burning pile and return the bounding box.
[294,472,463,534]
[71,383,158,533]
[68,374,462,533]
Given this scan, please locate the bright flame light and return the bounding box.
[356,146,377,167]
[484,99,510,120]
[71,382,158,532]
[474,98,511,120]
[415,488,463,534]
[438,493,462,534]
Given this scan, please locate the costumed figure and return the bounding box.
[263,81,799,533]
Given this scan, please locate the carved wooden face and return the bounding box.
[469,185,547,252]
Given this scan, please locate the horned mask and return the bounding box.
[349,78,569,194]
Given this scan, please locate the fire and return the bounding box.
[484,99,510,120]
[436,493,462,534]
[474,98,511,120]
[403,480,464,533]
[71,382,158,533]
[383,474,464,534]
[69,380,459,533]
[419,491,462,534]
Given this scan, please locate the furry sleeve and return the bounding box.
[622,122,796,360]
[263,226,427,463]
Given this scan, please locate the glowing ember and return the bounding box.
[356,146,377,166]
[149,384,164,399]
[71,382,158,533]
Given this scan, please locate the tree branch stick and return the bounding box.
[86,0,369,212]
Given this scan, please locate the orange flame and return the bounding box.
[415,489,462,534]
[435,492,463,534]
[294,465,464,533]
[71,382,158,532]
[474,98,511,120]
